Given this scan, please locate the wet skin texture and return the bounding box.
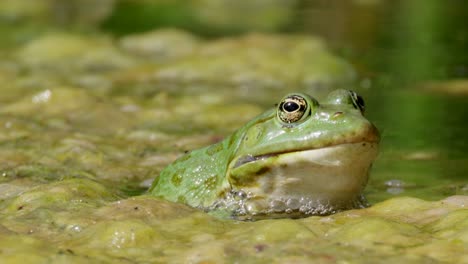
[149,90,380,219]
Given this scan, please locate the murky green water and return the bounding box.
[0,1,467,263]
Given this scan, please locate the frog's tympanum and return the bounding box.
[149,90,380,220]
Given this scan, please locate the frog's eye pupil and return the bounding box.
[283,101,299,112]
[277,95,309,124]
[356,95,365,112]
[348,90,365,113]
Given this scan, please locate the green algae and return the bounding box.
[1,175,466,262]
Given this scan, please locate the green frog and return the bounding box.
[149,90,380,220]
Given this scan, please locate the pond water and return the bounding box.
[0,1,467,263]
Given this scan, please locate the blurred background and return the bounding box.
[0,0,467,201]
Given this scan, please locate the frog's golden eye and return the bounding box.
[278,95,308,123]
[349,90,365,113]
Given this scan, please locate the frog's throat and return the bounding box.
[217,141,379,220]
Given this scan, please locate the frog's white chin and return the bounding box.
[226,142,379,219]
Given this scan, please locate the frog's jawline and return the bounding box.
[232,139,377,169]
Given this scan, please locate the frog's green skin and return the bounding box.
[149,90,380,219]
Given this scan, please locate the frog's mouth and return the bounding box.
[216,141,379,220]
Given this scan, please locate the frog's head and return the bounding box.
[222,89,380,219]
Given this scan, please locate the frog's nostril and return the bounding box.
[332,111,344,118]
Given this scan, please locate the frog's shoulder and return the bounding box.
[150,133,240,207]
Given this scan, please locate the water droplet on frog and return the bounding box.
[270,200,286,212]
[286,198,300,210]
[233,190,247,200]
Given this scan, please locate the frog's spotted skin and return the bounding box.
[149,90,380,220]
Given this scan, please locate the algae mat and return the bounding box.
[1,183,467,263]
